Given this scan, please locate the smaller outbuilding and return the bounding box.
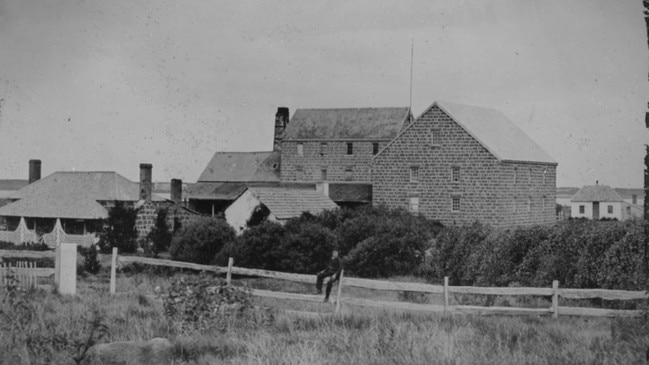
[571,183,641,220]
[225,186,338,232]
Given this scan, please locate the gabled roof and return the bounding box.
[614,188,645,199]
[571,185,623,202]
[0,171,164,219]
[284,107,411,140]
[431,101,556,164]
[247,187,338,220]
[197,151,280,183]
[186,182,249,200]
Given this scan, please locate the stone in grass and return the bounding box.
[79,337,173,365]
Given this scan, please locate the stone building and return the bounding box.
[372,101,557,228]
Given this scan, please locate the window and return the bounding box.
[320,143,328,156]
[296,165,304,180]
[528,169,532,184]
[346,142,353,155]
[579,205,585,214]
[542,196,546,210]
[430,129,441,147]
[607,205,613,214]
[372,143,379,155]
[297,143,303,156]
[345,167,353,181]
[514,168,518,184]
[452,196,461,212]
[452,167,460,182]
[410,166,419,183]
[513,198,517,213]
[527,196,531,212]
[627,206,632,215]
[632,195,637,204]
[409,196,419,213]
[320,169,327,181]
[543,169,547,184]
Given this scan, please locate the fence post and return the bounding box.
[335,269,344,314]
[444,276,449,314]
[58,243,77,295]
[55,243,61,287]
[552,280,559,318]
[110,247,118,295]
[226,257,233,286]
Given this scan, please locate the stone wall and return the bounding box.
[372,105,556,228]
[135,201,197,239]
[280,140,389,183]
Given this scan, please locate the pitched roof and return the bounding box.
[614,188,644,199]
[197,151,280,183]
[284,107,411,140]
[247,187,338,220]
[431,101,556,164]
[186,182,249,200]
[0,171,164,219]
[0,179,29,198]
[571,185,623,202]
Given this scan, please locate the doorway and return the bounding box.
[592,202,599,220]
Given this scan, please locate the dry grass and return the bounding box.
[1,269,648,364]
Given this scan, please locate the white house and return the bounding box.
[571,184,640,220]
[225,186,338,232]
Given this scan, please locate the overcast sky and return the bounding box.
[0,0,647,188]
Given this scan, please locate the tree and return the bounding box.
[97,202,138,253]
[169,217,236,264]
[146,208,172,255]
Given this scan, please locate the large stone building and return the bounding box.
[371,101,557,227]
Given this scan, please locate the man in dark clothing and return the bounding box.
[315,250,342,302]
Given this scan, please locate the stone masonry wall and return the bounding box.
[135,201,197,239]
[280,140,389,183]
[372,105,556,228]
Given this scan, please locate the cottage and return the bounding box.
[224,186,338,232]
[571,184,642,220]
[372,101,557,228]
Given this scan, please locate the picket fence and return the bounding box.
[109,249,648,318]
[0,250,57,291]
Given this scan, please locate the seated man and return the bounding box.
[315,249,343,302]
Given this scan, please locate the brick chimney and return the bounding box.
[170,178,182,204]
[28,159,41,184]
[274,107,289,151]
[139,163,153,202]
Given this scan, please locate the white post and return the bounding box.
[55,243,61,287]
[443,276,449,314]
[110,247,118,295]
[335,270,344,314]
[58,243,77,295]
[226,257,233,286]
[552,280,559,318]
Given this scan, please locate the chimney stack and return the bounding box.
[170,178,182,204]
[28,159,41,184]
[274,107,289,151]
[139,163,153,202]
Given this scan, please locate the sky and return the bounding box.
[0,0,648,188]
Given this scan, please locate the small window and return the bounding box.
[321,169,327,181]
[345,167,353,181]
[452,167,460,182]
[409,196,419,213]
[528,169,532,184]
[607,205,613,214]
[579,205,585,214]
[297,143,303,156]
[430,129,441,147]
[296,165,304,180]
[372,143,379,155]
[452,196,461,212]
[320,143,328,156]
[346,142,353,155]
[527,196,531,212]
[627,206,631,215]
[632,195,637,205]
[543,169,547,184]
[410,167,419,183]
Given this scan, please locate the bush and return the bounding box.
[214,221,285,269]
[278,218,339,274]
[170,217,236,264]
[146,208,173,255]
[97,202,138,254]
[78,244,101,275]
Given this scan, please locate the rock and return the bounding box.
[79,337,173,365]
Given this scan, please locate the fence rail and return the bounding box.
[110,252,648,318]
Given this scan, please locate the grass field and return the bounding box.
[1,268,648,364]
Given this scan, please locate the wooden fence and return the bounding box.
[110,249,648,318]
[0,250,57,291]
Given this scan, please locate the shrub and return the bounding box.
[597,228,645,290]
[146,208,173,255]
[214,221,285,269]
[278,218,339,274]
[97,202,138,254]
[170,217,236,264]
[78,244,101,275]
